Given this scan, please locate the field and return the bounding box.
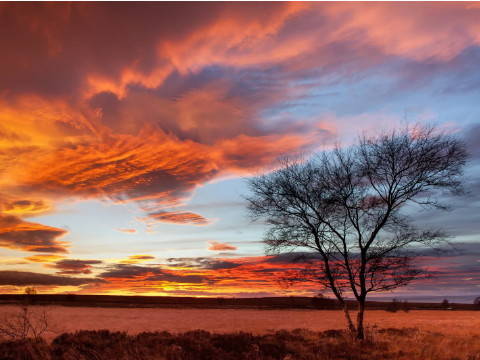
[1,306,479,340]
[1,306,479,359]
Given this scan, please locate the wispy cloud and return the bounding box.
[144,211,210,226]
[208,241,237,251]
[120,255,155,264]
[116,228,137,234]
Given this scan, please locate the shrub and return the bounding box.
[441,299,450,309]
[0,338,51,360]
[385,299,400,313]
[1,327,479,360]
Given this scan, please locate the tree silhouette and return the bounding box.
[246,125,467,339]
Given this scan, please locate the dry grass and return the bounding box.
[0,306,478,340]
[0,328,479,360]
[0,306,479,359]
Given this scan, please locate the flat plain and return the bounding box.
[1,305,478,340]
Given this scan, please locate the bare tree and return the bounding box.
[0,288,51,341]
[246,125,467,339]
[24,287,37,296]
[0,304,50,341]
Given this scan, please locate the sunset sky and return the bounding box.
[0,2,479,300]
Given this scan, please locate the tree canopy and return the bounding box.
[246,125,467,338]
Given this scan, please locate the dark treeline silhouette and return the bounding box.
[0,294,478,310]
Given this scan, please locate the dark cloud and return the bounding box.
[465,123,480,161]
[0,270,103,286]
[0,3,330,228]
[99,264,208,284]
[121,255,156,264]
[264,252,323,264]
[401,126,480,239]
[409,242,480,258]
[0,214,68,253]
[74,244,480,295]
[2,2,479,99]
[166,257,243,270]
[204,261,242,270]
[409,176,480,238]
[52,259,103,275]
[146,273,205,284]
[0,3,226,96]
[100,264,153,279]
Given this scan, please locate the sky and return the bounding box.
[0,2,479,301]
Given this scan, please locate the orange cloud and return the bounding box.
[0,93,326,227]
[83,3,309,97]
[145,211,210,226]
[81,255,321,296]
[208,241,237,251]
[121,255,155,264]
[0,198,52,217]
[25,254,66,263]
[0,214,68,253]
[76,2,480,98]
[0,2,479,275]
[0,3,365,231]
[4,248,477,297]
[117,228,137,234]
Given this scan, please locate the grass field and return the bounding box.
[1,305,479,340]
[1,306,479,359]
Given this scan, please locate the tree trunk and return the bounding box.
[356,299,366,340]
[342,302,356,335]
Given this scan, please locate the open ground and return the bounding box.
[1,306,479,341]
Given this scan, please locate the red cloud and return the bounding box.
[145,211,209,226]
[1,3,479,100]
[208,241,237,251]
[81,255,321,296]
[0,94,326,240]
[121,255,156,264]
[8,246,480,297]
[0,2,479,271]
[92,252,471,297]
[321,3,480,62]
